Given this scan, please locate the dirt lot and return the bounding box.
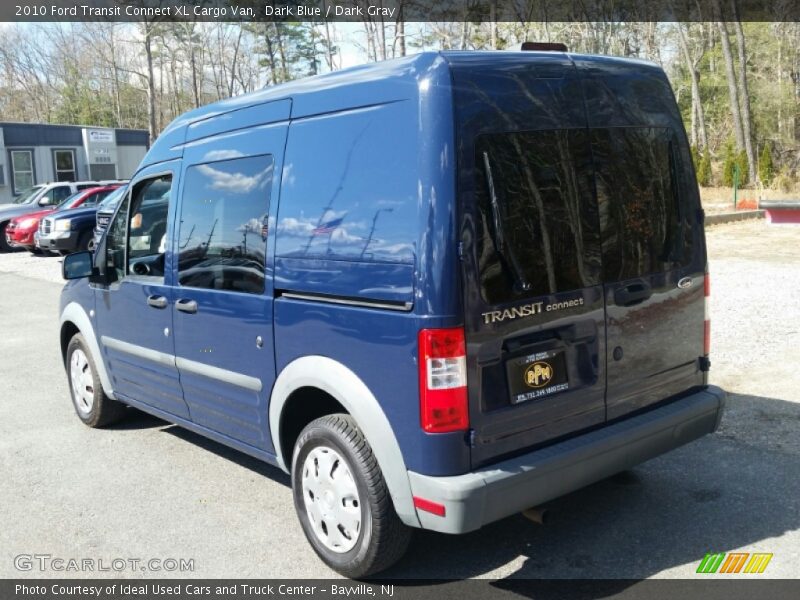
[0,220,798,579]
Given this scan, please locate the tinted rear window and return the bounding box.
[592,127,693,281]
[474,129,602,305]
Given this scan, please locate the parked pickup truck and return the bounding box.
[37,186,124,255]
[0,180,124,252]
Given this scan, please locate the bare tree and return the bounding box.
[731,7,756,181]
[677,23,709,149]
[716,20,746,154]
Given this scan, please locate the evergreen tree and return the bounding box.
[758,144,774,186]
[737,150,749,186]
[696,149,712,187]
[722,140,737,187]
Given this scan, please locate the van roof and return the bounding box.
[142,50,663,168]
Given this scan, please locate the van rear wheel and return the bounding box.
[291,414,411,578]
[66,333,127,428]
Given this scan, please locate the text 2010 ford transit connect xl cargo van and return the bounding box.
[60,50,725,577]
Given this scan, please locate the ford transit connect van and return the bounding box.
[60,51,725,577]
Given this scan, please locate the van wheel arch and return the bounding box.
[60,321,81,365]
[279,386,348,470]
[269,356,420,528]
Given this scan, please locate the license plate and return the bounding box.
[506,350,569,405]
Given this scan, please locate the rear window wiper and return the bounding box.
[482,151,531,293]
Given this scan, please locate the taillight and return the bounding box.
[418,327,469,433]
[704,270,711,355]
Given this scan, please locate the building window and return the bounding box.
[10,150,35,195]
[53,149,77,182]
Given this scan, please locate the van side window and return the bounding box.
[274,102,416,265]
[177,155,273,295]
[592,128,693,281]
[474,129,602,305]
[126,175,172,280]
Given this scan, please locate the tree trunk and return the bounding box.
[677,23,708,149]
[395,9,406,57]
[490,1,497,49]
[143,22,157,144]
[263,27,279,85]
[732,17,756,182]
[190,42,200,108]
[274,24,288,82]
[716,21,746,152]
[229,26,243,96]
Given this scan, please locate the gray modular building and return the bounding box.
[0,122,148,204]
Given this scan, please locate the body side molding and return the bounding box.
[101,336,262,392]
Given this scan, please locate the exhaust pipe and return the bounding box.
[522,506,549,525]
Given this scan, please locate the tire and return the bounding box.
[77,230,92,253]
[66,333,127,428]
[292,414,411,578]
[0,222,11,253]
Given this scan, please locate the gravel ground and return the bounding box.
[0,220,798,580]
[706,221,800,456]
[0,250,64,284]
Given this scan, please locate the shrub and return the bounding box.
[691,145,700,169]
[775,167,794,194]
[758,144,774,186]
[722,140,737,187]
[736,150,749,186]
[696,149,712,187]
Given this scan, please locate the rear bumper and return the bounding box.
[407,385,726,534]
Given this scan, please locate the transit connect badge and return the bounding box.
[482,297,585,324]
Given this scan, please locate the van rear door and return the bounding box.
[576,57,707,420]
[449,54,608,468]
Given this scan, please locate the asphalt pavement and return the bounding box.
[0,221,798,579]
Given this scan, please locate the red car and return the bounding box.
[5,185,120,253]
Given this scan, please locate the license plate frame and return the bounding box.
[506,349,570,405]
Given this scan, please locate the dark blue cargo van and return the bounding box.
[60,50,725,577]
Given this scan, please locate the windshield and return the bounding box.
[97,186,126,210]
[12,186,44,205]
[56,191,85,210]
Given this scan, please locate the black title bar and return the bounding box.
[2,0,799,23]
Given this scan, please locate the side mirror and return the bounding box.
[38,197,52,207]
[88,234,113,285]
[62,251,96,280]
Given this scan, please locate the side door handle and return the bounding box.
[147,295,168,309]
[175,298,198,314]
[614,281,653,307]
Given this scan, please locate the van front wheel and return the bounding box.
[66,333,127,428]
[291,414,411,578]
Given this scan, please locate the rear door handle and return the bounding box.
[147,295,168,309]
[614,282,652,307]
[175,299,198,314]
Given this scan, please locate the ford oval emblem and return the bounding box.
[677,277,693,289]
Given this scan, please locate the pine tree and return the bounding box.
[697,149,712,187]
[737,150,749,186]
[758,144,774,186]
[722,140,737,187]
